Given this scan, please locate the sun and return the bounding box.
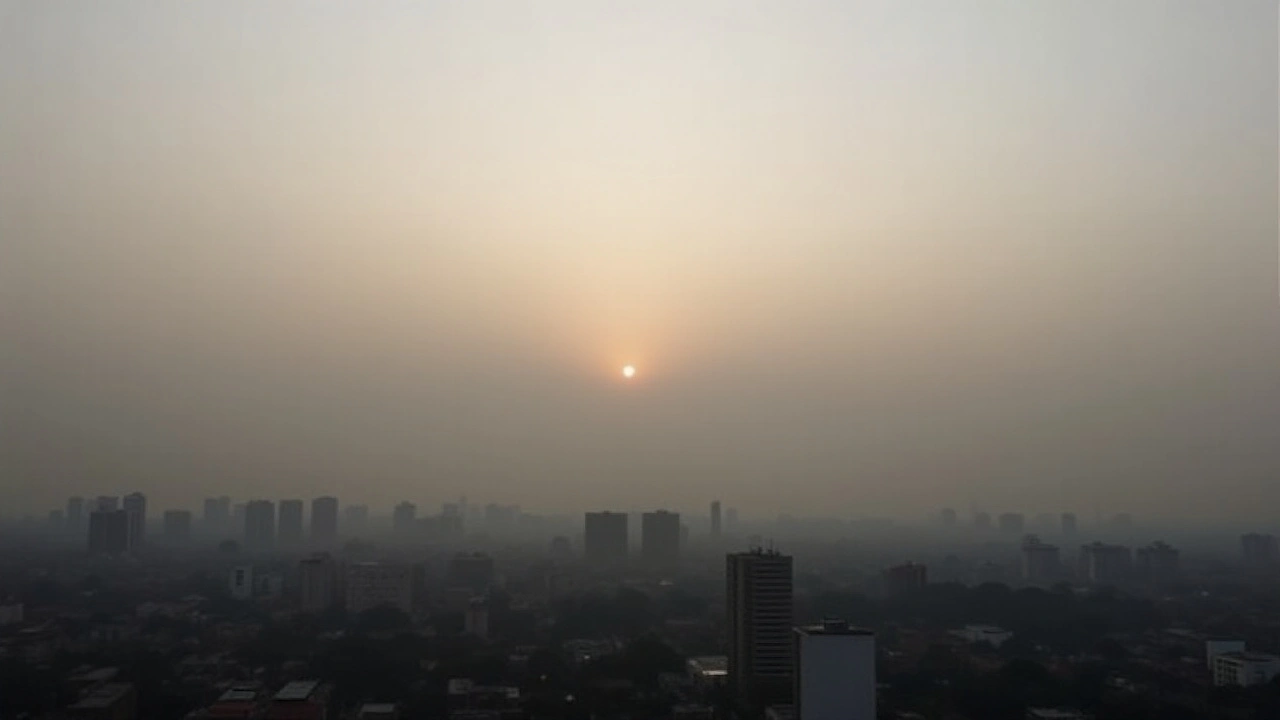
[622,365,636,379]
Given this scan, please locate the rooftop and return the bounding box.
[69,683,133,709]
[274,680,320,702]
[796,619,874,636]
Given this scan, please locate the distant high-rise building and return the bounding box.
[1241,533,1278,565]
[1136,541,1180,582]
[233,503,247,530]
[550,535,572,558]
[88,510,130,555]
[447,552,495,593]
[973,511,992,531]
[299,553,341,613]
[203,497,231,529]
[882,562,927,596]
[794,620,876,720]
[584,511,628,564]
[711,501,723,538]
[997,512,1025,535]
[163,510,192,543]
[344,504,369,533]
[122,492,146,549]
[727,549,794,708]
[96,496,119,512]
[244,500,276,551]
[66,497,85,533]
[311,497,339,544]
[726,507,739,533]
[392,502,417,538]
[1079,542,1133,584]
[641,510,681,567]
[939,508,958,527]
[278,500,304,546]
[1021,536,1061,583]
[346,562,418,614]
[1061,512,1078,535]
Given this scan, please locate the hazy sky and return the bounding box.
[2,1,1277,520]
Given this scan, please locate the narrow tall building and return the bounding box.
[711,501,722,538]
[122,492,147,549]
[244,500,276,551]
[278,500,304,547]
[584,511,628,565]
[1021,536,1061,583]
[66,497,85,533]
[794,620,876,720]
[641,510,681,567]
[727,549,794,708]
[311,496,339,545]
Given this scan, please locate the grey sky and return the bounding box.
[1,1,1276,519]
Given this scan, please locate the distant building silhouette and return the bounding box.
[973,511,992,531]
[244,500,276,551]
[998,512,1025,535]
[278,500,304,547]
[66,497,85,534]
[882,562,927,596]
[1241,533,1278,565]
[88,510,130,555]
[1078,542,1132,584]
[1136,541,1179,582]
[448,552,495,593]
[299,553,341,613]
[392,502,417,538]
[642,510,681,567]
[1060,512,1078,535]
[727,549,794,708]
[163,510,192,544]
[122,493,147,549]
[939,508,957,527]
[584,511,629,565]
[311,496,339,545]
[711,501,722,538]
[1020,535,1061,583]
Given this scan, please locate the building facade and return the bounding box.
[727,549,794,708]
[641,510,681,567]
[584,511,629,564]
[794,620,876,720]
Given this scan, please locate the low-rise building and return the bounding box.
[67,682,137,720]
[952,625,1013,648]
[1212,652,1280,687]
[266,680,329,720]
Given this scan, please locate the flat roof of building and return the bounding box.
[274,680,320,701]
[796,620,873,636]
[69,683,133,709]
[217,686,259,702]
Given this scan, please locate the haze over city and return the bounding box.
[3,1,1277,520]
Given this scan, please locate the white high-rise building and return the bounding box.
[794,620,876,720]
